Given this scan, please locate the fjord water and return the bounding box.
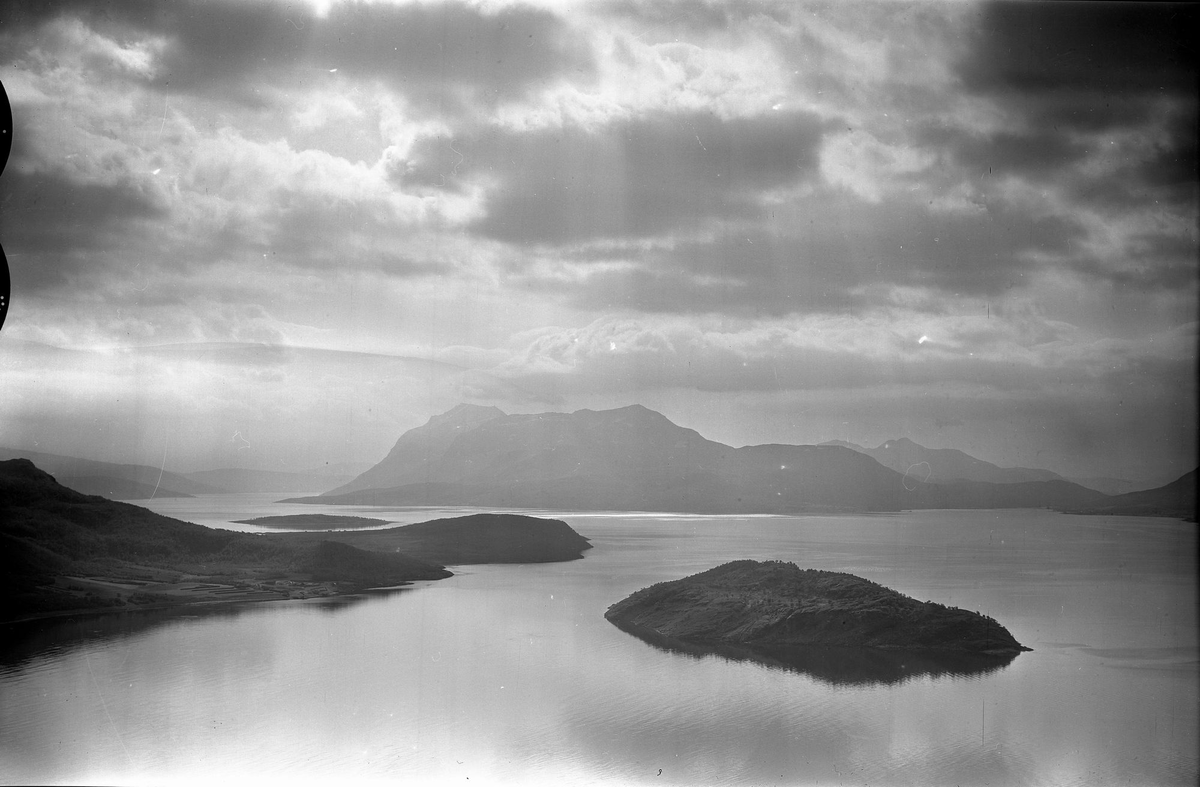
[1,507,1196,786]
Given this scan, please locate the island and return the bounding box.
[0,458,591,623]
[232,514,394,529]
[606,560,1029,654]
[276,513,594,565]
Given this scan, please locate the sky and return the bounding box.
[0,0,1196,481]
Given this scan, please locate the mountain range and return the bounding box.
[289,404,1133,515]
[0,448,366,498]
[7,404,1190,518]
[818,438,1065,485]
[1065,469,1196,520]
[819,439,1153,496]
[0,448,216,499]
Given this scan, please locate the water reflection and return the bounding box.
[611,621,1020,686]
[0,591,407,675]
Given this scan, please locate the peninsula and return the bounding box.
[0,459,591,623]
[605,560,1028,654]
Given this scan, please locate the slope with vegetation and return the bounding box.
[1,459,590,623]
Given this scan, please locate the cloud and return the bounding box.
[491,315,1197,399]
[394,108,824,244]
[1,0,593,113]
[959,2,1197,102]
[955,2,1198,195]
[507,188,1087,316]
[1,168,166,289]
[820,130,935,203]
[0,0,1193,484]
[316,1,593,111]
[475,314,1197,478]
[600,0,791,35]
[919,127,1088,182]
[0,338,493,471]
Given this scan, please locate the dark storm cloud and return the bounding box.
[957,2,1197,203]
[1140,107,1200,190]
[960,1,1197,102]
[264,201,446,275]
[920,126,1089,180]
[1070,233,1199,291]
[526,193,1084,316]
[0,0,589,109]
[0,167,167,291]
[397,109,824,243]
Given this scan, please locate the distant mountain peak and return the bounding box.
[587,403,668,420]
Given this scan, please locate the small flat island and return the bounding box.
[233,514,393,529]
[606,560,1029,654]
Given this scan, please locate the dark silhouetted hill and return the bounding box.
[606,560,1028,654]
[0,460,588,621]
[1064,469,1196,521]
[280,513,592,565]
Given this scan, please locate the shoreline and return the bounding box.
[1,576,422,627]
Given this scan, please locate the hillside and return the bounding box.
[1064,469,1196,521]
[0,458,451,621]
[295,404,1109,514]
[822,438,1064,485]
[48,475,195,500]
[332,403,507,495]
[0,459,590,622]
[1064,476,1148,496]
[901,478,1108,510]
[0,447,215,499]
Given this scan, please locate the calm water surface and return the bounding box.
[1,505,1196,786]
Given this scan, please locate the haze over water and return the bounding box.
[1,504,1195,785]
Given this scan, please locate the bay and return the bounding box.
[1,504,1196,786]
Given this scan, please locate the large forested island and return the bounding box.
[606,560,1028,654]
[0,459,590,623]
